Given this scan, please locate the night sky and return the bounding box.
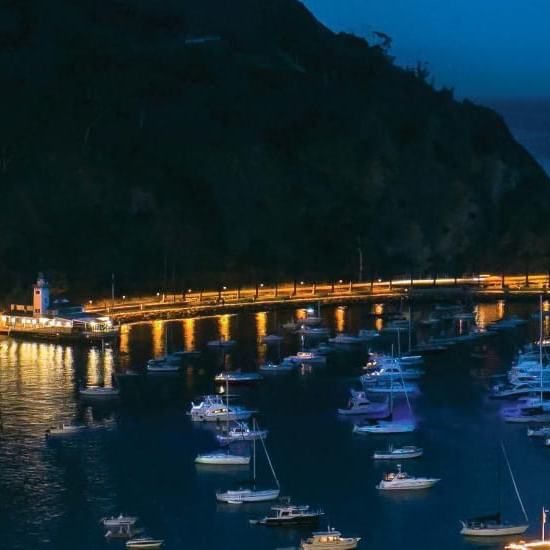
[302,0,550,98]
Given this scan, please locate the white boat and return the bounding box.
[353,420,415,434]
[79,386,119,398]
[126,538,164,549]
[527,426,550,437]
[503,407,550,423]
[298,326,330,337]
[260,334,284,344]
[207,338,236,348]
[337,390,389,418]
[101,514,139,529]
[259,361,294,374]
[250,502,324,526]
[372,445,423,460]
[195,452,250,465]
[398,355,424,365]
[214,371,263,383]
[188,395,256,422]
[45,424,87,437]
[300,528,361,549]
[216,419,280,503]
[376,464,440,490]
[285,351,327,366]
[491,382,550,399]
[460,442,529,537]
[217,421,268,445]
[360,365,424,384]
[146,359,180,374]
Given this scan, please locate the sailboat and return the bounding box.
[353,353,416,434]
[216,418,280,503]
[460,442,529,537]
[195,373,251,466]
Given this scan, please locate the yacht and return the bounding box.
[363,380,418,395]
[298,326,330,337]
[126,538,164,549]
[353,420,415,434]
[188,395,256,422]
[45,424,87,437]
[216,421,268,445]
[360,365,424,384]
[101,515,139,529]
[285,351,327,366]
[300,528,361,549]
[250,502,324,526]
[372,445,423,460]
[337,390,390,418]
[376,464,440,490]
[214,371,263,383]
[491,382,549,399]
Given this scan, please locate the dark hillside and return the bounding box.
[0,0,548,297]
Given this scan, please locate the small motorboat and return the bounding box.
[101,514,139,529]
[214,371,263,383]
[250,501,324,526]
[337,390,389,418]
[79,386,119,398]
[216,421,268,445]
[527,426,550,437]
[207,338,236,348]
[45,424,87,437]
[146,359,180,374]
[300,527,361,549]
[284,351,327,366]
[195,452,250,465]
[363,380,418,395]
[353,420,415,434]
[372,445,423,460]
[259,361,294,374]
[188,395,256,422]
[216,487,280,503]
[260,334,284,344]
[105,526,144,540]
[126,538,164,549]
[376,464,440,490]
[298,326,330,337]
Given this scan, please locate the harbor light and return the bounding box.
[339,279,343,284]
[223,286,227,290]
[300,281,304,285]
[156,292,160,296]
[88,300,93,304]
[122,295,126,300]
[378,278,382,282]
[188,288,192,293]
[260,283,264,287]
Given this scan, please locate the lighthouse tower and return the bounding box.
[33,272,50,317]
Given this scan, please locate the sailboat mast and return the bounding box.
[258,419,280,489]
[397,329,401,358]
[501,442,529,523]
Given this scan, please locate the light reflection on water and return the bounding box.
[0,300,545,549]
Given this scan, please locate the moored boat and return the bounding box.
[79,386,119,398]
[259,361,294,374]
[126,538,164,549]
[214,371,263,383]
[337,390,389,418]
[195,452,250,465]
[188,395,256,422]
[101,514,139,529]
[250,502,324,526]
[376,464,440,490]
[45,424,87,437]
[372,445,423,460]
[300,527,361,549]
[353,420,415,434]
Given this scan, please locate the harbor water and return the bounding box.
[0,300,547,549]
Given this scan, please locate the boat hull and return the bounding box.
[216,489,280,503]
[259,515,322,526]
[301,538,360,549]
[460,524,528,537]
[195,454,250,465]
[376,479,439,490]
[372,450,423,460]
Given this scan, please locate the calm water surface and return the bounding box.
[0,300,548,549]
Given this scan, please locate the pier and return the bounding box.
[85,273,550,323]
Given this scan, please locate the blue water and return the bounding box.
[0,301,548,549]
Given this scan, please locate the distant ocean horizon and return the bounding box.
[480,97,550,175]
